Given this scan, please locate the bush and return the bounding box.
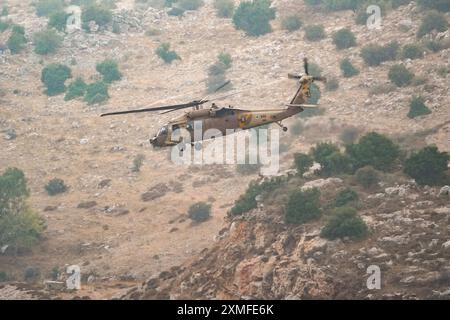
[281,15,302,32]
[0,271,7,282]
[402,44,424,60]
[7,28,27,54]
[82,4,113,31]
[218,52,232,68]
[311,143,353,176]
[0,168,44,250]
[0,20,10,32]
[335,188,358,207]
[232,0,276,37]
[230,177,283,215]
[346,132,400,171]
[424,39,448,52]
[188,202,211,222]
[408,96,431,118]
[285,188,321,224]
[64,77,87,101]
[294,153,314,175]
[332,28,356,49]
[45,178,67,195]
[33,29,62,55]
[168,7,185,16]
[340,58,359,78]
[1,6,8,17]
[48,11,70,32]
[355,166,380,189]
[96,59,122,83]
[311,142,340,164]
[236,162,261,175]
[388,64,414,87]
[84,81,109,105]
[304,24,325,41]
[339,127,360,145]
[156,43,181,63]
[325,77,339,91]
[417,11,449,38]
[323,0,360,11]
[35,0,65,17]
[214,0,235,18]
[321,207,368,240]
[417,0,450,12]
[361,41,400,66]
[178,0,204,10]
[404,146,449,186]
[41,63,72,96]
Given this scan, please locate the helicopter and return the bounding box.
[100,58,326,149]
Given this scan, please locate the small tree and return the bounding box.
[285,188,321,224]
[304,24,325,41]
[311,142,340,165]
[332,28,356,49]
[84,81,109,105]
[417,0,450,12]
[402,44,424,60]
[64,77,87,101]
[156,43,181,64]
[417,11,449,38]
[321,207,368,240]
[294,153,314,175]
[48,11,70,32]
[214,0,235,18]
[34,0,65,17]
[388,64,414,87]
[178,0,204,10]
[218,52,232,68]
[340,58,359,77]
[232,0,276,37]
[33,29,63,55]
[7,27,27,54]
[346,132,400,171]
[41,63,72,96]
[407,96,431,118]
[45,178,67,195]
[404,146,449,186]
[281,15,302,32]
[361,41,400,66]
[188,202,211,222]
[96,59,122,83]
[355,166,380,189]
[82,4,113,31]
[335,188,358,207]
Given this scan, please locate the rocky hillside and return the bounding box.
[0,0,449,299]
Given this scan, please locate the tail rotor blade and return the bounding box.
[304,58,309,75]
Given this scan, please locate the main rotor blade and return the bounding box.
[199,80,232,103]
[304,58,309,75]
[100,100,208,117]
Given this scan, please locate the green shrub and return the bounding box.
[340,58,359,78]
[230,177,283,215]
[156,43,181,63]
[339,127,360,145]
[45,178,67,195]
[214,0,235,18]
[346,132,400,171]
[402,44,424,60]
[325,77,339,91]
[7,28,27,54]
[35,0,65,17]
[96,59,122,83]
[41,63,72,96]
[33,29,63,55]
[131,154,146,172]
[323,0,360,11]
[285,188,321,224]
[218,52,232,68]
[64,77,87,101]
[48,11,70,32]
[188,202,211,222]
[404,146,449,186]
[0,20,10,32]
[168,7,185,16]
[335,187,358,207]
[417,0,450,13]
[178,0,204,10]
[294,153,314,175]
[281,15,302,32]
[322,152,354,176]
[355,166,380,189]
[424,39,448,52]
[332,28,356,49]
[0,168,44,250]
[407,96,431,118]
[304,24,325,41]
[361,41,400,66]
[236,163,261,175]
[82,4,113,31]
[232,0,276,37]
[84,81,109,105]
[321,207,368,240]
[311,142,339,164]
[417,11,449,38]
[388,64,414,87]
[0,271,7,282]
[1,6,8,17]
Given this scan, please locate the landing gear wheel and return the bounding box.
[282,126,288,132]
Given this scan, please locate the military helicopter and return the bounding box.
[100,58,326,148]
